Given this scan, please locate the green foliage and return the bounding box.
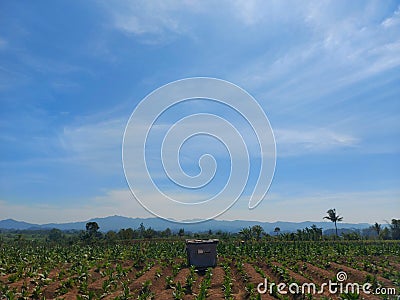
[47,228,64,242]
[196,267,212,300]
[138,280,153,299]
[0,236,399,298]
[390,219,400,239]
[222,263,234,299]
[238,225,266,241]
[172,282,185,299]
[185,265,196,294]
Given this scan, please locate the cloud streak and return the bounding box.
[275,128,359,156]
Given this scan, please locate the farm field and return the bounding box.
[0,240,399,299]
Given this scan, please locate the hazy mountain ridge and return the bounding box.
[0,215,371,234]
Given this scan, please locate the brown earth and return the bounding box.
[1,257,399,299]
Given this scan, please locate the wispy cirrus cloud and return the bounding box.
[59,118,126,173]
[102,0,204,44]
[57,112,361,179]
[274,128,359,157]
[381,5,400,28]
[230,2,400,95]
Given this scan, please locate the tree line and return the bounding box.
[1,209,398,243]
[48,217,399,244]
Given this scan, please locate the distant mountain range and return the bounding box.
[0,215,372,235]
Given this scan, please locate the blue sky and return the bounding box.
[0,1,399,224]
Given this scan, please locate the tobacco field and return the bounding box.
[0,240,399,299]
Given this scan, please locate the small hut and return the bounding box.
[185,239,219,269]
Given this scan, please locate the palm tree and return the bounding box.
[323,209,343,238]
[372,222,381,238]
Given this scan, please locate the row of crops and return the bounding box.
[1,240,399,299]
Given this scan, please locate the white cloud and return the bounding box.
[232,2,400,100]
[59,118,126,172]
[58,111,359,181]
[112,3,179,35]
[274,128,359,156]
[232,0,271,26]
[100,1,400,86]
[104,1,306,42]
[381,5,400,28]
[103,0,204,43]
